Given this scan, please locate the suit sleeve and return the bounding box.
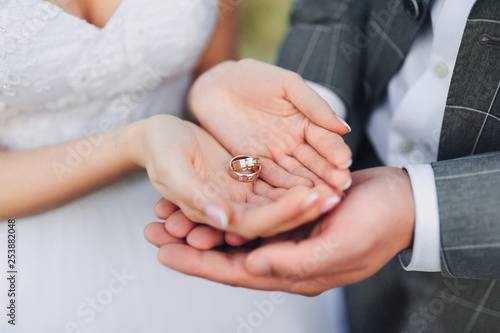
[431,151,500,279]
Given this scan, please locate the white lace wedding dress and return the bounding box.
[0,0,347,332]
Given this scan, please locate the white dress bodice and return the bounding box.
[0,0,216,151]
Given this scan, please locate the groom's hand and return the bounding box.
[145,167,416,295]
[189,59,352,191]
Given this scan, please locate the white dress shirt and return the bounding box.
[308,0,477,272]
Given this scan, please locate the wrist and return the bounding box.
[188,60,235,119]
[119,118,148,170]
[126,114,184,170]
[380,167,416,251]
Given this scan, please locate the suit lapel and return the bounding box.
[365,0,434,104]
[438,0,500,160]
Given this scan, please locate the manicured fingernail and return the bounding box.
[320,196,341,213]
[335,115,351,132]
[340,177,352,191]
[252,258,271,276]
[300,192,320,211]
[204,204,228,229]
[339,159,353,169]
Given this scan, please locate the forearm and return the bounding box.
[0,120,145,219]
[194,0,239,77]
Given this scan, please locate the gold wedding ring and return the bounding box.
[229,155,261,182]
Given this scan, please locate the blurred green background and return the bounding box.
[238,0,294,63]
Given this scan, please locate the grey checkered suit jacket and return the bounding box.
[277,0,500,332]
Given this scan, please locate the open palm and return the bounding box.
[189,59,352,190]
[143,116,341,239]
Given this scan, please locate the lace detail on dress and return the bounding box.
[0,0,217,150]
[0,1,59,98]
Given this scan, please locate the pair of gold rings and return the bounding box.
[229,155,261,182]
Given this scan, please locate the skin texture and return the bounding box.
[145,167,416,296]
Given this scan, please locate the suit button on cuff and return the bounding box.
[404,0,422,20]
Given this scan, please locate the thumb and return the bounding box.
[156,156,231,231]
[284,75,351,135]
[245,236,340,279]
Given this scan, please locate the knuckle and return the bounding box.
[183,209,204,225]
[329,144,352,165]
[309,154,326,172]
[329,170,351,188]
[286,71,303,84]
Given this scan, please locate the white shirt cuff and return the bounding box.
[399,164,441,272]
[305,80,347,120]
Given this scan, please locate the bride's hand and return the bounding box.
[189,59,352,190]
[135,115,342,238]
